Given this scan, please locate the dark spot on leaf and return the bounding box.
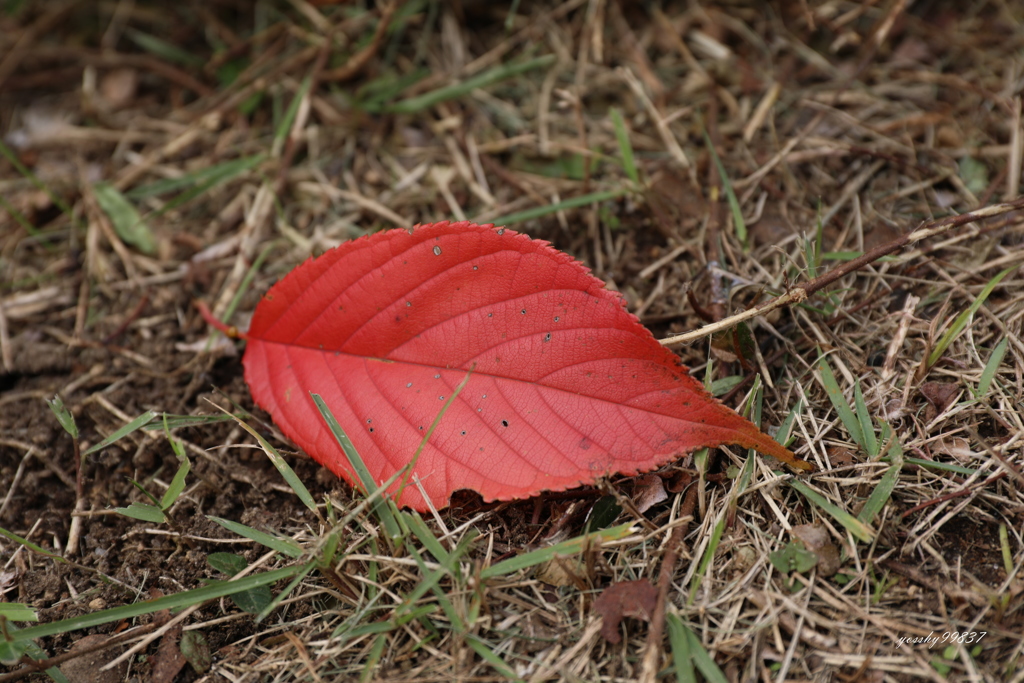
[580,437,591,450]
[554,316,560,322]
[419,426,424,430]
[433,245,442,255]
[473,265,478,270]
[543,333,551,342]
[407,382,413,388]
[366,419,372,423]
[497,228,505,235]
[439,395,445,400]
[460,431,466,436]
[369,427,374,433]
[501,420,509,427]
[434,374,440,379]
[521,309,526,315]
[488,313,493,317]
[406,301,412,307]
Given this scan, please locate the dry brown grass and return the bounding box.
[1,1,1023,682]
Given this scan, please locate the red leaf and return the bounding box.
[238,221,811,511]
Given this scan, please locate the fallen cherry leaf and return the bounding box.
[206,221,811,511]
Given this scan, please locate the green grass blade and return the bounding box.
[160,454,191,510]
[467,635,521,680]
[0,624,70,680]
[775,399,803,447]
[0,193,48,244]
[115,502,166,523]
[127,478,160,506]
[977,336,1008,396]
[209,243,274,347]
[255,561,316,623]
[127,155,264,199]
[84,410,157,456]
[274,76,311,150]
[207,516,304,558]
[125,27,205,67]
[225,411,318,513]
[814,204,825,274]
[0,526,68,563]
[610,108,639,184]
[397,531,476,622]
[404,543,467,632]
[816,355,864,449]
[360,634,389,683]
[388,54,555,114]
[10,566,299,641]
[1000,524,1013,576]
[141,413,240,430]
[667,613,697,683]
[703,130,746,244]
[45,395,79,440]
[311,393,402,538]
[685,625,729,683]
[898,457,977,475]
[0,603,38,622]
[928,267,1013,368]
[710,375,743,396]
[0,138,76,220]
[227,246,275,317]
[689,510,726,604]
[854,382,878,458]
[480,522,634,579]
[93,182,157,255]
[404,511,450,564]
[489,188,627,226]
[858,424,902,527]
[788,480,874,543]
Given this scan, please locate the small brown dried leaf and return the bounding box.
[150,624,186,683]
[933,436,975,462]
[633,473,668,513]
[593,579,659,644]
[790,524,841,578]
[58,635,127,683]
[920,382,959,415]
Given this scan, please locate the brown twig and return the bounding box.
[638,482,699,683]
[660,196,1024,346]
[899,472,1006,519]
[0,624,160,682]
[879,559,990,607]
[0,0,80,92]
[101,291,149,345]
[321,1,401,82]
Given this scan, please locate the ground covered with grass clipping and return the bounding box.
[1,1,1023,681]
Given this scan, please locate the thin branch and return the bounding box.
[659,197,1024,347]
